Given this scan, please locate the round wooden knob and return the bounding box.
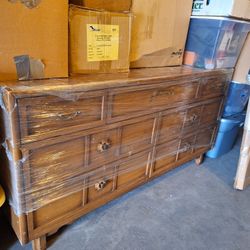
[97,140,111,152]
[95,180,107,191]
[191,114,198,122]
[183,143,191,152]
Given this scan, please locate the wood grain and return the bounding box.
[0,67,231,249]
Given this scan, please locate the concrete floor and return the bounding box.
[1,137,250,250]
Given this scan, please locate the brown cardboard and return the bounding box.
[70,0,132,12]
[69,5,132,74]
[233,33,250,84]
[230,0,250,20]
[234,101,250,190]
[0,0,68,81]
[130,0,193,68]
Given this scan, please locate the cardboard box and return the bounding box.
[233,33,250,84]
[70,0,132,12]
[69,5,132,74]
[192,0,250,20]
[0,0,68,81]
[130,0,193,68]
[73,0,193,68]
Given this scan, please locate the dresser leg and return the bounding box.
[32,235,46,250]
[195,154,204,166]
[47,228,59,237]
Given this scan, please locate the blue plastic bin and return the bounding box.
[223,82,250,117]
[184,16,250,69]
[206,112,245,158]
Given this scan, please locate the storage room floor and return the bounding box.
[1,135,250,250]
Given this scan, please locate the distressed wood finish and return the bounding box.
[0,67,232,250]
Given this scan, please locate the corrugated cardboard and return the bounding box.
[0,0,68,81]
[70,0,132,12]
[233,33,250,84]
[192,0,250,20]
[130,0,193,68]
[75,0,193,68]
[69,5,132,74]
[234,100,250,190]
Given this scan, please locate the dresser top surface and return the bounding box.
[0,66,233,96]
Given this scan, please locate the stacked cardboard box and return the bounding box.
[70,0,193,71]
[0,0,68,81]
[0,1,193,78]
[70,0,132,12]
[69,5,132,74]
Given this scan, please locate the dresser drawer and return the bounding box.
[119,117,156,156]
[22,138,86,209]
[88,129,119,168]
[200,76,227,98]
[195,127,216,153]
[157,110,186,144]
[151,139,179,176]
[177,126,216,161]
[87,166,115,203]
[200,100,222,125]
[116,152,149,189]
[178,135,196,160]
[109,80,199,120]
[18,90,105,141]
[183,106,203,130]
[157,98,222,145]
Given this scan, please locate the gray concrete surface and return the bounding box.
[1,137,250,250]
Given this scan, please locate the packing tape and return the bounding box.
[8,0,41,8]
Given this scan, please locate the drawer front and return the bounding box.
[177,126,216,161]
[200,76,227,98]
[23,138,86,208]
[151,139,179,176]
[183,106,203,130]
[157,110,186,144]
[87,166,115,203]
[177,135,196,161]
[109,80,199,120]
[18,91,105,141]
[200,100,222,125]
[28,139,85,182]
[88,129,119,168]
[157,98,222,145]
[116,153,149,189]
[120,118,155,156]
[195,127,216,153]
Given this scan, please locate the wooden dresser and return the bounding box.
[0,67,232,250]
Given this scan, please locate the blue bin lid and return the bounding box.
[220,113,246,132]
